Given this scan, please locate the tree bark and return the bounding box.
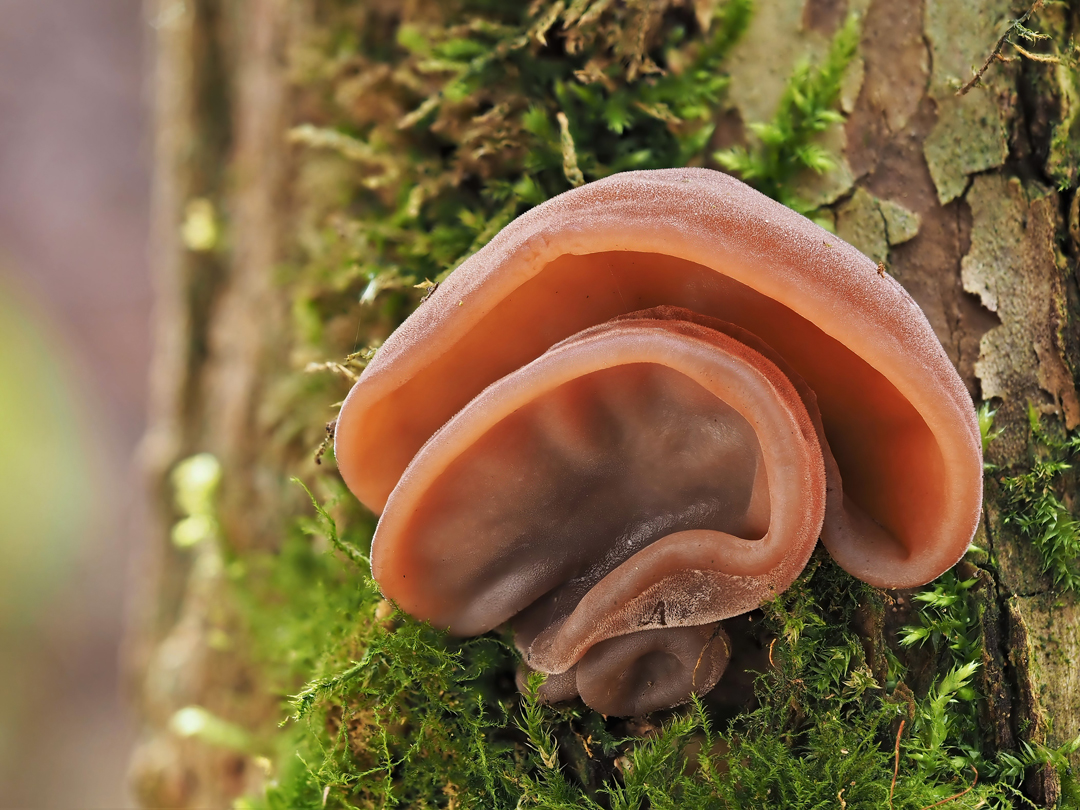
[129,0,1080,806]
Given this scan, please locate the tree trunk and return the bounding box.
[129,0,1080,806]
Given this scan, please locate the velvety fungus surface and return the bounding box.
[335,168,982,716]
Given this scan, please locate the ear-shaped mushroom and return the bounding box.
[373,312,823,712]
[335,168,982,714]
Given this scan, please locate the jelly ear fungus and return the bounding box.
[334,168,982,716]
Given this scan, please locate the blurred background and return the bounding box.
[0,0,149,805]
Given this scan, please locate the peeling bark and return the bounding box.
[964,176,1079,450]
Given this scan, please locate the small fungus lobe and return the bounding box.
[334,169,982,716]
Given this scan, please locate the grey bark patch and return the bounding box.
[878,198,920,245]
[1010,595,1074,803]
[835,187,888,263]
[1014,593,1080,749]
[923,91,1008,205]
[921,0,1014,205]
[835,188,922,264]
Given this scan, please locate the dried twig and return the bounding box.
[1012,41,1060,63]
[889,719,906,810]
[304,360,359,382]
[314,419,337,465]
[557,111,584,187]
[917,766,978,810]
[957,0,1044,96]
[692,625,731,688]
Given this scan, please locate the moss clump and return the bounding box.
[286,0,753,311]
[236,521,1079,809]
[713,11,859,214]
[1000,406,1080,592]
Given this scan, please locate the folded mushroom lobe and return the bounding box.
[372,317,826,682]
[574,623,732,717]
[522,618,735,716]
[336,169,981,589]
[620,307,906,594]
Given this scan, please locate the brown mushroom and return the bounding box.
[334,168,982,715]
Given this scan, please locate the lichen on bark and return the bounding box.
[835,186,920,265]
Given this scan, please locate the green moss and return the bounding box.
[281,0,756,453]
[899,571,981,665]
[714,12,860,214]
[1000,407,1080,592]
[237,523,1076,809]
[287,0,753,302]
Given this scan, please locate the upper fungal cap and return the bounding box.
[336,168,981,603]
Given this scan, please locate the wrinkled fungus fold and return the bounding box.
[335,168,983,716]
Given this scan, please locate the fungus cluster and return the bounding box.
[334,169,982,717]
